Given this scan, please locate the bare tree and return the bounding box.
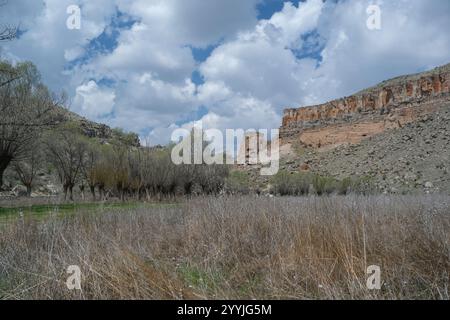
[0,25,16,42]
[0,61,60,187]
[0,0,17,42]
[82,142,114,201]
[83,142,100,200]
[12,140,43,197]
[44,125,87,201]
[111,145,130,202]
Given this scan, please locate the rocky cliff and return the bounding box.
[277,105,450,194]
[280,63,450,149]
[55,107,141,147]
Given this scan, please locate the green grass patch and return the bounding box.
[0,201,179,222]
[178,263,224,293]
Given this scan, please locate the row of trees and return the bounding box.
[11,124,230,201]
[0,59,229,200]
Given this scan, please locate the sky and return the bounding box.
[1,0,449,146]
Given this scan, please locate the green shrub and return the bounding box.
[337,177,352,195]
[271,172,377,197]
[270,171,312,196]
[312,175,337,196]
[225,171,251,194]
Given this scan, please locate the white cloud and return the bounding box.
[1,0,117,90]
[116,0,260,48]
[197,0,450,136]
[307,0,450,101]
[196,0,325,134]
[64,0,262,144]
[73,81,115,119]
[1,0,450,147]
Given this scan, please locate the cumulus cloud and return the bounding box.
[1,0,117,90]
[1,0,449,146]
[115,0,260,48]
[191,0,325,138]
[73,81,115,119]
[193,0,450,137]
[66,0,262,143]
[310,0,450,101]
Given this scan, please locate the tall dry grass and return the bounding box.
[0,195,449,300]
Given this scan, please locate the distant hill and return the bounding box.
[281,62,450,148]
[238,63,450,194]
[277,62,450,194]
[54,106,141,147]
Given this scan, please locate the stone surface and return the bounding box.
[277,105,450,194]
[55,106,141,147]
[234,63,450,194]
[280,63,450,150]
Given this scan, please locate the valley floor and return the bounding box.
[0,195,449,300]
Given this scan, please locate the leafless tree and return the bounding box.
[0,25,16,42]
[111,145,130,202]
[12,140,43,197]
[44,125,88,201]
[83,142,100,200]
[0,1,17,42]
[0,61,61,187]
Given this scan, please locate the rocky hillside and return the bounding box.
[280,105,450,194]
[55,106,140,147]
[275,63,450,194]
[281,63,450,150]
[236,63,450,194]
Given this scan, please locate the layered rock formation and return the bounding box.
[281,63,450,149]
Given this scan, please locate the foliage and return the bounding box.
[270,171,312,196]
[225,171,251,195]
[270,171,376,196]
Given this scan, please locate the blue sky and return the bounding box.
[1,0,450,145]
[257,0,303,19]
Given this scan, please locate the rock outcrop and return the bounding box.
[280,63,450,149]
[278,106,450,194]
[55,107,141,147]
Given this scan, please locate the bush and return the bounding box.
[225,171,251,194]
[337,177,352,195]
[270,171,312,196]
[270,172,374,197]
[312,175,338,196]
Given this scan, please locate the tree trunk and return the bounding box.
[0,167,4,188]
[63,184,69,201]
[79,185,85,201]
[90,185,96,201]
[99,186,104,201]
[0,156,12,188]
[69,185,74,201]
[137,188,142,201]
[26,185,32,197]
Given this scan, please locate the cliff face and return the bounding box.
[280,63,450,149]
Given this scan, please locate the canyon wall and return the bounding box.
[280,63,450,149]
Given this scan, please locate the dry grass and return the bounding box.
[0,195,449,300]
